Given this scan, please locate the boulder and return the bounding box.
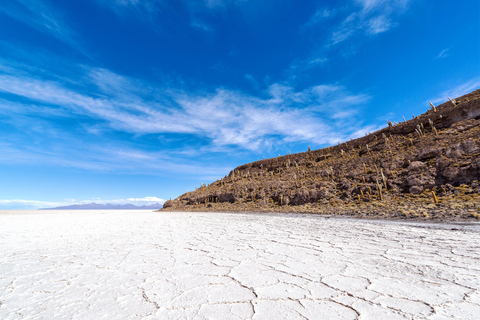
[408,161,426,171]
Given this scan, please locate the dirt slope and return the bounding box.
[162,90,480,220]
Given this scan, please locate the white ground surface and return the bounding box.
[1,210,479,320]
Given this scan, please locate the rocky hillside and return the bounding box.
[162,90,480,220]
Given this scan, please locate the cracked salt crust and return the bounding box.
[0,210,479,319]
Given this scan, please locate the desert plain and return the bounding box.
[0,210,479,319]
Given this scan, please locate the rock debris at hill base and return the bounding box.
[163,90,480,221]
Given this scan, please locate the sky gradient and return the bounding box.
[1,0,479,209]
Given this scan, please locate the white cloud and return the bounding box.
[331,110,358,119]
[367,15,393,34]
[203,0,248,9]
[301,8,335,30]
[0,135,231,176]
[96,0,165,26]
[0,199,65,209]
[97,0,248,30]
[318,0,411,45]
[191,20,213,32]
[0,66,371,152]
[431,78,480,105]
[356,0,387,13]
[287,56,328,75]
[350,123,385,139]
[125,197,165,203]
[437,48,450,59]
[0,0,80,50]
[244,74,260,90]
[0,58,381,182]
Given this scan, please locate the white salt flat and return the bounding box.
[0,210,479,319]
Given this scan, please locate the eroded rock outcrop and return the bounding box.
[163,90,480,220]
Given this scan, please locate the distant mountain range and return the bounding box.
[40,203,163,210]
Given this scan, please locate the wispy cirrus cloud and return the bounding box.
[303,0,410,46]
[202,0,250,9]
[0,65,371,150]
[105,0,248,10]
[97,0,246,29]
[0,58,375,176]
[0,0,80,49]
[295,0,411,77]
[300,7,335,31]
[287,56,328,78]
[190,20,214,32]
[437,48,450,59]
[98,0,166,25]
[0,199,67,210]
[430,78,480,105]
[366,14,393,34]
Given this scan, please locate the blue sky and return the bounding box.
[0,0,479,209]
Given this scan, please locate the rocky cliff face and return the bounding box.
[162,90,480,220]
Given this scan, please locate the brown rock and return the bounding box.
[418,148,441,160]
[442,166,459,180]
[408,161,425,171]
[409,186,424,194]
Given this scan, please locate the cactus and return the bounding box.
[415,129,422,138]
[381,169,387,189]
[376,179,383,201]
[448,96,457,106]
[415,124,424,137]
[429,101,436,112]
[432,191,439,204]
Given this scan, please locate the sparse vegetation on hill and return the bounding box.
[162,90,480,220]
